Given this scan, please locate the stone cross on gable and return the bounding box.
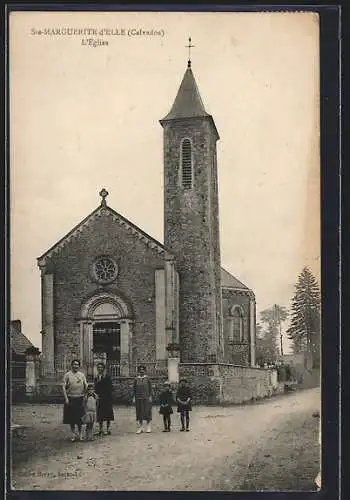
[99,188,109,207]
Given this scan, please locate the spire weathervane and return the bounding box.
[99,188,109,207]
[185,36,195,68]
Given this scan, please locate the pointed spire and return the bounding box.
[161,65,209,121]
[160,40,219,139]
[159,37,212,120]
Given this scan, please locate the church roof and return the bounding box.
[161,66,210,121]
[10,321,34,356]
[221,267,251,291]
[37,199,170,267]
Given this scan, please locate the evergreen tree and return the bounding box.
[287,267,321,366]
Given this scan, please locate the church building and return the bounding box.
[37,56,256,378]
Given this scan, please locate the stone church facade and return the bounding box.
[37,60,256,378]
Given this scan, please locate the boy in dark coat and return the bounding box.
[159,381,174,432]
[176,378,192,431]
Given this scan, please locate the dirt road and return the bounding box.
[11,388,320,491]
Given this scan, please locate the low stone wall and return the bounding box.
[24,379,63,403]
[178,363,221,405]
[11,380,26,403]
[16,364,283,406]
[216,364,274,404]
[179,363,281,405]
[21,376,168,404]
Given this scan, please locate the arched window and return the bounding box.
[181,139,193,189]
[228,306,244,343]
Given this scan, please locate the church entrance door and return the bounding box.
[80,292,134,377]
[93,321,121,377]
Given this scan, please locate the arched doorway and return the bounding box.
[80,292,134,377]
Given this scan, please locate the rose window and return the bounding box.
[93,257,118,283]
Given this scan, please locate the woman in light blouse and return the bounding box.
[62,359,88,441]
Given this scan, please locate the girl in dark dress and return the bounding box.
[94,363,114,436]
[159,381,174,432]
[176,378,192,432]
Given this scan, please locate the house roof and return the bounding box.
[37,200,171,267]
[10,323,34,356]
[220,267,251,290]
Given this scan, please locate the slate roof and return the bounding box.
[161,66,210,121]
[160,64,220,139]
[10,323,34,356]
[220,267,250,290]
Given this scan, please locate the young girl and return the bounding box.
[159,382,174,432]
[82,383,98,441]
[176,378,192,432]
[133,365,153,434]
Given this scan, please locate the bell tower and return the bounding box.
[160,49,222,363]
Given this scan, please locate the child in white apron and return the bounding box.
[82,383,98,441]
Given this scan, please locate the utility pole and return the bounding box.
[279,317,284,357]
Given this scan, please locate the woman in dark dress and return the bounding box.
[94,363,114,435]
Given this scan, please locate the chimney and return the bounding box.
[11,320,22,333]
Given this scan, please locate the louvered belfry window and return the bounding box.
[181,139,192,189]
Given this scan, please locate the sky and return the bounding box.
[10,11,320,353]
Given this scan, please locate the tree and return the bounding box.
[255,323,269,365]
[286,267,321,367]
[260,305,289,330]
[272,304,289,356]
[259,305,289,359]
[255,324,278,364]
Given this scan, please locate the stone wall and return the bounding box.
[18,364,281,406]
[179,363,280,405]
[178,363,220,405]
[21,377,168,405]
[11,380,26,403]
[216,364,274,404]
[111,377,170,404]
